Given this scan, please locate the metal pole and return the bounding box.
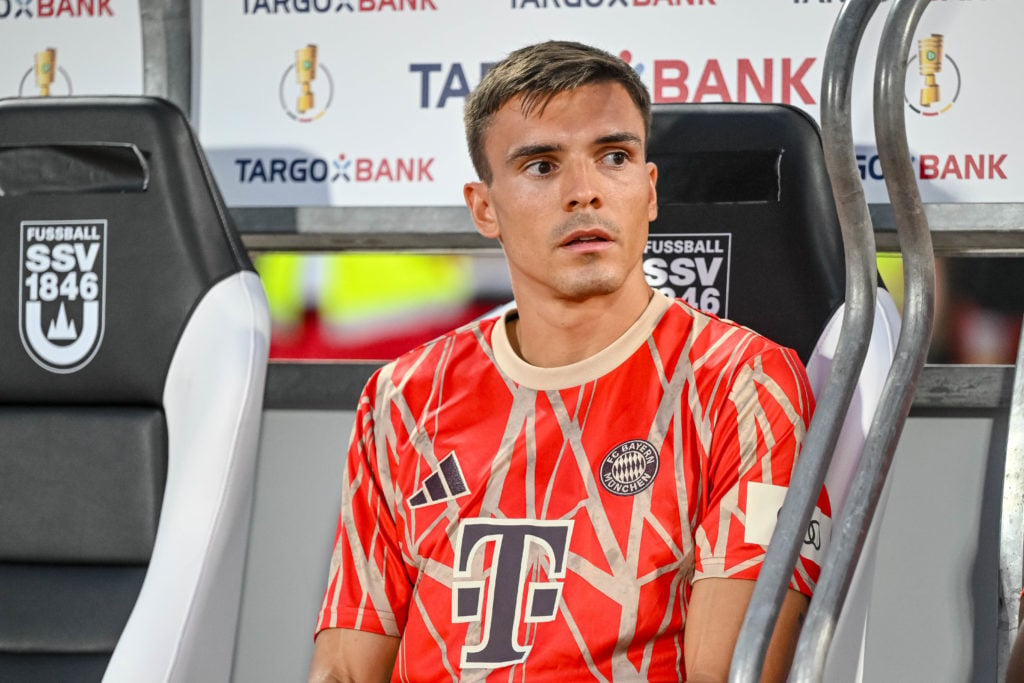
[998,317,1024,680]
[789,0,936,679]
[140,0,192,119]
[727,1,880,679]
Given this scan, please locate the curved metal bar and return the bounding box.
[789,0,937,679]
[140,0,192,118]
[727,1,881,679]
[997,320,1024,680]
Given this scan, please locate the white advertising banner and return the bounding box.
[0,0,142,99]
[195,0,1018,207]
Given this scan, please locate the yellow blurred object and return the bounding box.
[318,253,472,339]
[254,252,476,344]
[876,253,904,314]
[253,253,306,331]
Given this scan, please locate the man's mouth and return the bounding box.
[561,228,613,247]
[561,232,614,254]
[568,235,607,245]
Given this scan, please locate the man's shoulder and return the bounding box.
[661,299,813,421]
[661,297,799,365]
[400,311,501,363]
[366,314,502,396]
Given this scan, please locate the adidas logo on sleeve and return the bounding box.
[409,452,469,508]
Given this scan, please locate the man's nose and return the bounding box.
[562,160,602,211]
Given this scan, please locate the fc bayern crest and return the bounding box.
[19,220,107,374]
[599,439,660,496]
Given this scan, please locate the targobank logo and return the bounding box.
[410,52,817,109]
[510,0,714,6]
[18,48,72,96]
[235,154,435,184]
[411,62,496,108]
[0,0,113,18]
[19,220,107,374]
[243,0,435,14]
[280,44,334,122]
[620,50,817,105]
[856,149,1008,183]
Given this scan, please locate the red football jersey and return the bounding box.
[316,292,828,681]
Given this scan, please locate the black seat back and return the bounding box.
[0,96,264,682]
[646,103,847,364]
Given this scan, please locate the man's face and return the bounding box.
[464,81,658,304]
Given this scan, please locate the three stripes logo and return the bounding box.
[409,452,469,508]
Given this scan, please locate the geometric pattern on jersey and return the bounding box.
[316,291,829,682]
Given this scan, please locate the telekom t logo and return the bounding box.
[452,519,574,669]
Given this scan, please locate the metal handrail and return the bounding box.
[789,0,937,679]
[727,1,881,679]
[998,321,1024,680]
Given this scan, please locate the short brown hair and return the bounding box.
[464,40,652,184]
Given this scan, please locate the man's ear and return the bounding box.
[464,181,500,239]
[646,161,659,223]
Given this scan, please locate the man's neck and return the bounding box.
[508,280,654,368]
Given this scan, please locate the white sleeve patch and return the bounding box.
[744,482,831,564]
[744,482,788,546]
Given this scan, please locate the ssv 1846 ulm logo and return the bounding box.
[19,219,106,373]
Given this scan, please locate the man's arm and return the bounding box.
[683,577,808,683]
[1008,596,1024,683]
[308,627,401,683]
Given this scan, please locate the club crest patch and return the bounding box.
[599,439,659,496]
[19,220,107,374]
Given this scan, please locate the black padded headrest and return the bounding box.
[0,96,253,404]
[646,103,846,363]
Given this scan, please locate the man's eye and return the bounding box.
[604,151,628,166]
[525,160,554,176]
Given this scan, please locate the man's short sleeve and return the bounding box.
[315,371,413,639]
[692,345,829,597]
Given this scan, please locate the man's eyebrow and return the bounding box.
[505,133,643,166]
[506,143,561,165]
[595,132,643,146]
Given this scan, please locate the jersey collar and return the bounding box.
[491,289,672,391]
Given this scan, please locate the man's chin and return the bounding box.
[555,275,623,302]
